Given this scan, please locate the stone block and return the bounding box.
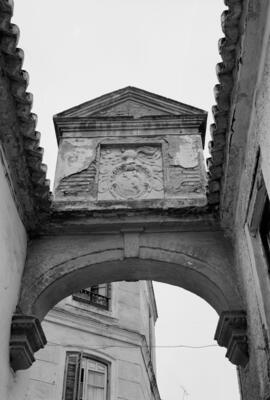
[215,310,248,367]
[10,314,47,371]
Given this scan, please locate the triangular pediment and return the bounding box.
[91,99,170,118]
[55,86,206,119]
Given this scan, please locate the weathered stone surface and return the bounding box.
[98,144,163,201]
[0,0,51,230]
[92,98,169,117]
[53,87,207,210]
[54,138,98,190]
[207,0,244,210]
[10,314,47,371]
[215,311,248,367]
[18,229,242,321]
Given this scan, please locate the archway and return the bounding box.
[19,230,241,319]
[10,229,248,373]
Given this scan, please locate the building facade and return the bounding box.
[1,1,270,400]
[25,281,159,400]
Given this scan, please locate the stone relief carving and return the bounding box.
[166,136,203,195]
[92,100,168,118]
[54,137,205,202]
[172,137,199,169]
[167,166,203,195]
[54,138,97,190]
[98,145,164,201]
[56,159,97,197]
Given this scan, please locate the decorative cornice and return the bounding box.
[215,310,249,367]
[0,0,51,231]
[54,114,207,143]
[10,314,47,371]
[207,0,244,207]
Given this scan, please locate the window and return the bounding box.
[73,284,111,310]
[248,167,268,239]
[259,194,270,270]
[63,353,108,400]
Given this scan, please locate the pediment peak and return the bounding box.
[54,86,207,119]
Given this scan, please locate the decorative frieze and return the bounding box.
[10,314,47,371]
[215,310,249,368]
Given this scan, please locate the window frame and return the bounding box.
[80,357,108,400]
[247,167,270,270]
[259,194,270,270]
[72,284,111,311]
[245,160,270,331]
[63,352,110,400]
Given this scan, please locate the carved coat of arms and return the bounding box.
[98,145,164,201]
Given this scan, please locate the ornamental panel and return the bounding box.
[98,144,164,201]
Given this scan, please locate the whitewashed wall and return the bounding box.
[0,147,28,400]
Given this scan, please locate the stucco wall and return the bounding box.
[0,147,28,400]
[230,4,270,398]
[24,281,159,400]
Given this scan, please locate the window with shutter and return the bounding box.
[81,358,107,400]
[63,353,108,400]
[63,353,81,400]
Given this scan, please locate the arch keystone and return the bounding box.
[123,231,140,258]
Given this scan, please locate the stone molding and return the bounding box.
[54,114,207,141]
[54,86,206,116]
[41,212,219,236]
[215,310,249,367]
[10,314,47,371]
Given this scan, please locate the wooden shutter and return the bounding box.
[63,353,81,400]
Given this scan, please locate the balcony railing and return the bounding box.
[73,288,110,310]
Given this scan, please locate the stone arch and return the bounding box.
[19,230,242,319]
[11,229,248,371]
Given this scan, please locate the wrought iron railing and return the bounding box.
[73,288,110,310]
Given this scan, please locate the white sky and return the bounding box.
[14,1,239,399]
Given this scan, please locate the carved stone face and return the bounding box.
[121,149,137,162]
[98,144,164,201]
